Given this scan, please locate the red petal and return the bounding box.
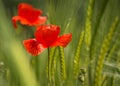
[50,33,72,47]
[18,3,42,17]
[12,16,47,28]
[23,39,47,56]
[12,16,30,28]
[32,16,47,26]
[35,25,60,46]
[16,3,46,25]
[12,16,29,28]
[18,3,33,11]
[12,16,20,28]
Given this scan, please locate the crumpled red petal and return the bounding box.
[18,3,42,20]
[32,16,47,26]
[12,16,47,28]
[23,39,47,56]
[18,3,33,10]
[12,16,28,28]
[12,16,20,28]
[35,25,60,46]
[50,33,72,47]
[12,3,47,28]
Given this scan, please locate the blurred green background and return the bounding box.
[0,0,120,86]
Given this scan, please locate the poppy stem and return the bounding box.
[35,56,39,81]
[48,47,51,86]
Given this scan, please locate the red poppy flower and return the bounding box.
[12,3,47,28]
[23,25,72,56]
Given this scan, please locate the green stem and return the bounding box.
[35,56,39,81]
[48,47,51,86]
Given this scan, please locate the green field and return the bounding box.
[0,0,120,86]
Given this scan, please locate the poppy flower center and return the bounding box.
[35,25,60,47]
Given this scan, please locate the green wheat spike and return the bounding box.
[101,75,107,86]
[73,31,84,79]
[90,0,109,60]
[50,47,56,57]
[52,48,59,85]
[50,47,57,84]
[107,43,117,62]
[46,48,55,82]
[58,46,66,81]
[84,1,95,84]
[94,17,119,86]
[50,47,56,77]
[54,48,62,86]
[84,0,95,49]
[46,47,58,85]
